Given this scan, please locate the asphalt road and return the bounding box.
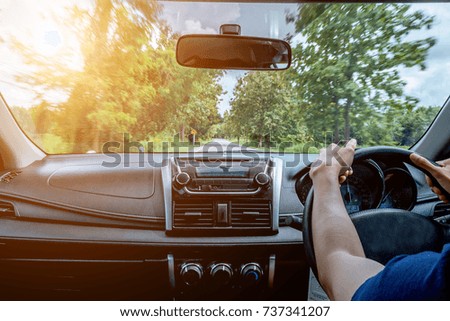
[192,138,258,153]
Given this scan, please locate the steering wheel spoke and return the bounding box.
[351,209,443,265]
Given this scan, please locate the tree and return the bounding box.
[12,0,162,151]
[226,71,308,148]
[392,106,440,146]
[11,0,222,152]
[153,67,223,142]
[291,3,436,143]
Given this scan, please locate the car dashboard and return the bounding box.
[0,152,445,300]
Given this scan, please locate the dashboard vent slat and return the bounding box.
[0,201,16,217]
[172,199,273,230]
[434,202,450,224]
[0,170,22,183]
[231,201,271,228]
[173,201,214,228]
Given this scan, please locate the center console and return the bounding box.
[161,156,291,299]
[164,156,283,235]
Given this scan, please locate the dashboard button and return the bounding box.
[175,172,191,186]
[209,263,233,286]
[217,203,229,225]
[180,263,203,286]
[240,263,263,286]
[254,172,270,187]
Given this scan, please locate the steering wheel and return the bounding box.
[302,146,450,279]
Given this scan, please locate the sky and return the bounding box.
[1,1,450,114]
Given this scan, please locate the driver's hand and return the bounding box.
[410,153,450,203]
[310,139,356,184]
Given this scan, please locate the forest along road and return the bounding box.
[192,139,259,153]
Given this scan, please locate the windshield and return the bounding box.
[0,1,448,154]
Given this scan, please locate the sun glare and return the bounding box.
[0,0,86,107]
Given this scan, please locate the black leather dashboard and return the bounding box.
[0,153,307,300]
[0,153,306,229]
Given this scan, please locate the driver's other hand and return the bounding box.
[310,139,356,184]
[410,153,450,203]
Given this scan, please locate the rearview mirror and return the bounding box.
[176,35,291,70]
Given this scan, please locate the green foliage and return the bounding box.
[9,2,441,153]
[10,106,36,136]
[12,0,222,153]
[225,71,311,148]
[11,106,75,153]
[40,134,72,154]
[291,3,436,144]
[392,106,440,146]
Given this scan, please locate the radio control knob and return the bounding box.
[174,172,191,187]
[180,263,203,286]
[254,172,270,187]
[240,263,263,286]
[209,263,233,286]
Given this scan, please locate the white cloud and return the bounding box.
[401,63,450,107]
[183,20,216,34]
[161,1,241,35]
[403,72,423,93]
[400,3,450,107]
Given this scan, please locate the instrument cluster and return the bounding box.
[296,159,417,214]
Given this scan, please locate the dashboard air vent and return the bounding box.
[0,170,21,183]
[433,202,450,224]
[231,201,271,228]
[0,201,15,217]
[173,201,214,228]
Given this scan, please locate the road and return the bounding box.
[192,138,258,153]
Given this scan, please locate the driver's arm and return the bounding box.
[309,139,384,300]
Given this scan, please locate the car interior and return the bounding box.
[0,0,449,300]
